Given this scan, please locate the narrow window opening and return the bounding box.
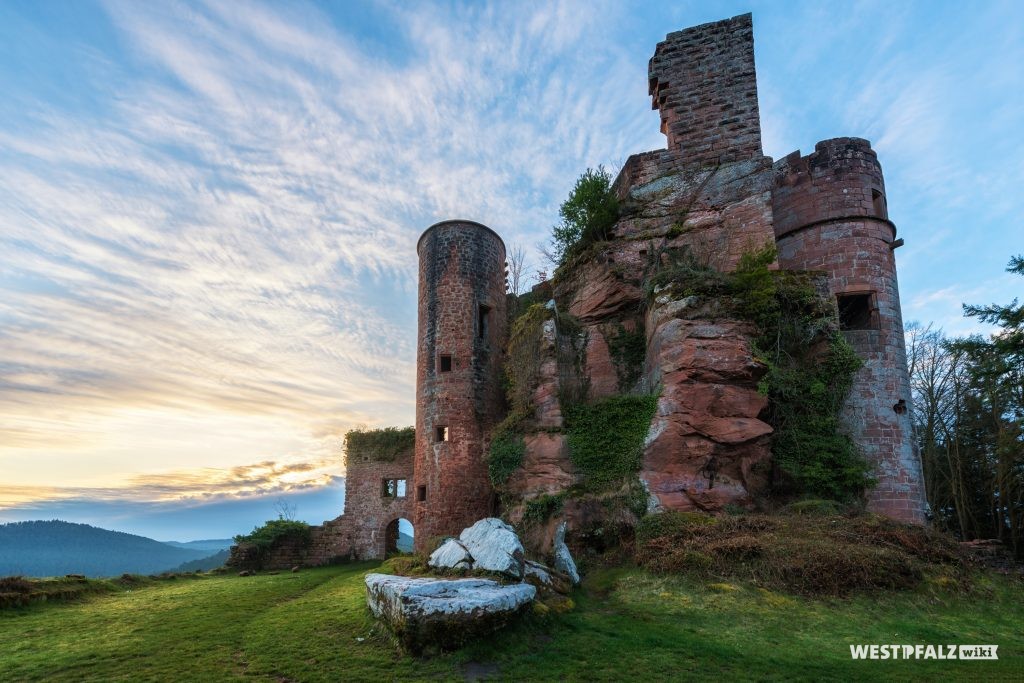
[837,293,876,331]
[638,249,648,258]
[417,485,427,502]
[439,354,452,372]
[436,425,449,442]
[872,189,886,218]
[478,304,491,340]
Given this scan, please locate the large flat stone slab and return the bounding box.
[365,573,535,654]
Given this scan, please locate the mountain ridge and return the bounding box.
[0,520,214,577]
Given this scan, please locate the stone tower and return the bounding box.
[772,139,927,523]
[412,220,507,550]
[648,13,763,168]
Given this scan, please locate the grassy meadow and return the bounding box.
[1,562,1022,681]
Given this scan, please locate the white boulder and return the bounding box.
[458,518,525,579]
[428,538,473,571]
[553,521,580,584]
[365,573,535,654]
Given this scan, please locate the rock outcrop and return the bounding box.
[641,291,772,512]
[552,521,580,584]
[365,573,535,654]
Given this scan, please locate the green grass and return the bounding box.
[1,563,1021,681]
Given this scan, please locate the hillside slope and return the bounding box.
[163,539,234,553]
[1,564,1021,681]
[0,521,209,577]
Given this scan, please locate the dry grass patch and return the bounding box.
[635,510,969,596]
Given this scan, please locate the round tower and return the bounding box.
[772,138,927,524]
[413,220,507,549]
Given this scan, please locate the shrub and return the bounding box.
[551,166,619,265]
[565,394,659,492]
[233,519,312,566]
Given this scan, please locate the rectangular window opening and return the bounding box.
[417,485,427,502]
[872,189,886,218]
[381,478,407,498]
[478,304,491,340]
[838,293,877,331]
[439,354,452,372]
[435,425,449,442]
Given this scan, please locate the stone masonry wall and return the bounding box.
[649,13,762,167]
[317,447,414,561]
[413,221,507,550]
[772,138,927,523]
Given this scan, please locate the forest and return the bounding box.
[908,255,1024,557]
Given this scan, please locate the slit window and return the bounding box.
[439,354,452,372]
[436,425,449,442]
[837,293,877,331]
[382,478,407,498]
[478,304,491,340]
[417,485,427,502]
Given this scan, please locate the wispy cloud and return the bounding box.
[1,1,1021,534]
[0,0,651,504]
[0,458,340,507]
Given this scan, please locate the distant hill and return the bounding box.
[0,521,210,578]
[169,548,231,573]
[397,532,413,553]
[163,539,234,553]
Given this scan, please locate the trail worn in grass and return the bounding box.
[1,562,1021,681]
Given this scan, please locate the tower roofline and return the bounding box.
[416,219,506,253]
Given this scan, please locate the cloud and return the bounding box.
[2,1,1021,524]
[0,457,342,508]
[0,0,659,502]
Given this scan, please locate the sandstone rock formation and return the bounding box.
[641,291,772,512]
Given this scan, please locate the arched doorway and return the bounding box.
[384,518,414,556]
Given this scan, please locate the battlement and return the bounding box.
[648,13,762,167]
[773,137,891,240]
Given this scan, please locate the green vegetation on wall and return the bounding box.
[487,304,550,485]
[647,244,872,502]
[487,431,526,486]
[344,426,415,464]
[565,394,659,492]
[521,492,567,526]
[606,322,646,392]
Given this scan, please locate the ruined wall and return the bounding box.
[649,13,762,167]
[324,445,414,561]
[772,138,927,523]
[413,221,507,550]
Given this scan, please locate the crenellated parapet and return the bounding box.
[773,137,890,240]
[771,138,926,524]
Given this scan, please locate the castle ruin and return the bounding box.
[264,13,926,568]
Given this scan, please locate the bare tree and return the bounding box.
[507,243,531,296]
[274,498,297,521]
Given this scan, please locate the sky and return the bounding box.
[1,0,1021,541]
